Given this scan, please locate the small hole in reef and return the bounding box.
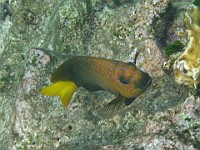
[185,118,191,122]
[64,114,68,119]
[183,68,188,74]
[68,125,72,130]
[72,104,77,109]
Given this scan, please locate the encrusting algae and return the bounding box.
[40,56,152,112]
[173,6,200,89]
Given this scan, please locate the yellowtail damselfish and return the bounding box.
[40,56,152,111]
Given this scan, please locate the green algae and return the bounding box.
[193,0,200,7]
[165,40,184,56]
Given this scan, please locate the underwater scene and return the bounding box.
[0,0,200,149]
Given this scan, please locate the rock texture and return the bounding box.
[0,0,199,149]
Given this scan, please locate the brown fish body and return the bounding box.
[51,56,151,99]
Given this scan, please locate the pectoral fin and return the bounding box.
[98,96,126,116]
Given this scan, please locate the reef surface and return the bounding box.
[0,0,199,149]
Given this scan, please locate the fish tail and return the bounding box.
[40,81,78,108]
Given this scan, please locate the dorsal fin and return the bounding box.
[51,61,73,82]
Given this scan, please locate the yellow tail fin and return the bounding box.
[40,81,78,108]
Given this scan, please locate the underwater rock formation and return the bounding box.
[173,6,200,89]
[2,0,200,149]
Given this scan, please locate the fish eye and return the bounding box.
[119,76,129,84]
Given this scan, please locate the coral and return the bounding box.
[28,48,51,65]
[173,7,200,88]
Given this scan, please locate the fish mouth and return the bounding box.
[138,73,152,90]
[144,77,152,89]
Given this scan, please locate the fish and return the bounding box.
[40,56,152,113]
